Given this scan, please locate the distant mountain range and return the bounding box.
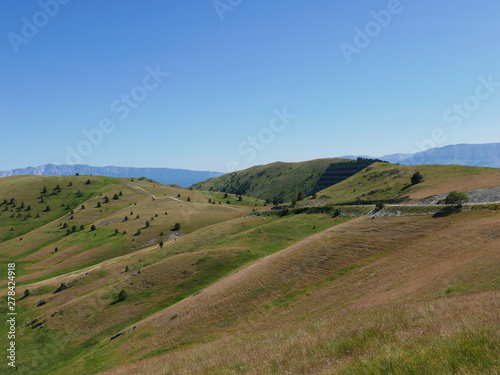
[0,164,223,187]
[1,143,498,188]
[343,143,500,168]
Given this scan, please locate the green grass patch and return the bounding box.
[341,331,500,375]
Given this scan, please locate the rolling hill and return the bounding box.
[0,164,223,187]
[190,158,383,203]
[0,163,499,374]
[305,162,500,206]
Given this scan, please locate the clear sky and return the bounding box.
[1,0,499,172]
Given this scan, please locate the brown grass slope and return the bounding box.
[94,210,500,374]
[10,213,348,374]
[308,162,500,205]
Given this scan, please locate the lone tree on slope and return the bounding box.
[411,171,424,185]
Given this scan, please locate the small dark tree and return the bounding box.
[187,197,191,202]
[90,224,96,231]
[96,201,101,208]
[26,205,31,211]
[113,194,119,200]
[208,198,212,204]
[297,192,303,201]
[117,289,127,302]
[104,196,110,204]
[145,220,150,228]
[80,225,84,231]
[119,191,123,196]
[62,223,68,229]
[177,194,181,198]
[135,229,141,236]
[42,186,47,195]
[411,171,424,185]
[224,192,228,199]
[114,228,119,235]
[159,241,164,248]
[238,195,242,202]
[24,289,30,298]
[66,229,71,236]
[445,191,469,206]
[44,205,51,212]
[85,179,91,185]
[124,216,128,222]
[173,223,181,231]
[81,204,85,209]
[312,192,317,199]
[273,197,279,206]
[54,247,59,252]
[71,225,77,232]
[68,181,73,186]
[76,190,83,197]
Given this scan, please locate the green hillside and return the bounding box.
[0,175,256,285]
[190,158,373,203]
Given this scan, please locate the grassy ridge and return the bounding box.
[191,158,349,203]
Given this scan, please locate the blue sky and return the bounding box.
[1,0,499,172]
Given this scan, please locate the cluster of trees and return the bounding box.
[63,223,85,235]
